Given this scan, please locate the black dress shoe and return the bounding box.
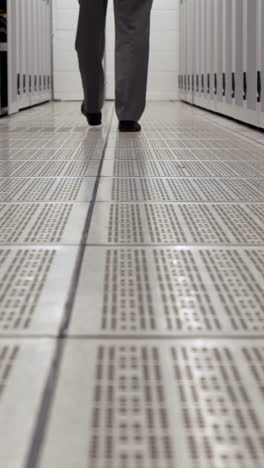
[119,121,141,132]
[81,103,102,126]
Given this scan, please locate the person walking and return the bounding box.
[75,0,153,132]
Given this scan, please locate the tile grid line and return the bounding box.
[59,106,114,335]
[24,104,114,468]
[1,334,264,340]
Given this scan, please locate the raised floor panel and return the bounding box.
[69,246,264,336]
[38,339,264,468]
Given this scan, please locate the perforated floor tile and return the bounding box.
[38,339,264,468]
[246,160,264,176]
[0,339,55,468]
[70,246,264,335]
[0,135,107,150]
[104,147,157,160]
[0,203,89,244]
[107,136,150,149]
[228,149,264,163]
[0,160,100,178]
[88,203,264,245]
[3,147,103,161]
[96,178,264,203]
[101,160,262,178]
[0,246,78,334]
[0,177,96,202]
[103,147,259,162]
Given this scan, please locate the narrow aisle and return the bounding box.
[0,102,264,468]
[39,103,264,468]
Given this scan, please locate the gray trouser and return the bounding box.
[75,0,153,121]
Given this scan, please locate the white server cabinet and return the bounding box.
[184,0,188,102]
[192,0,198,106]
[211,0,219,111]
[181,0,187,102]
[201,0,207,108]
[258,0,264,128]
[202,0,209,109]
[233,0,244,118]
[225,0,245,123]
[183,0,188,102]
[217,0,233,117]
[30,0,38,106]
[185,0,193,103]
[15,0,27,109]
[245,0,258,126]
[215,0,224,113]
[194,0,204,107]
[204,0,215,111]
[7,0,52,115]
[42,0,52,103]
[179,0,184,100]
[202,0,210,110]
[7,0,18,113]
[179,0,263,130]
[193,0,199,105]
[194,0,202,107]
[179,0,192,103]
[221,0,259,126]
[208,0,215,110]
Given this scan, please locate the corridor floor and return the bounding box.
[0,101,264,468]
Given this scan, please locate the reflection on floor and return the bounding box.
[0,101,264,468]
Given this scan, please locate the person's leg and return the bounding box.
[114,0,153,122]
[75,0,108,114]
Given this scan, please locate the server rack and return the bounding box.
[192,0,198,106]
[208,0,215,110]
[186,0,193,104]
[0,0,7,115]
[7,0,52,115]
[180,0,187,102]
[179,0,264,130]
[258,0,264,128]
[195,0,204,108]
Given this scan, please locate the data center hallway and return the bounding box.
[1,101,264,468]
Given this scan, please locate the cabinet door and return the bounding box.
[208,0,215,110]
[259,0,264,128]
[245,0,258,125]
[194,0,203,106]
[220,0,233,116]
[24,0,32,108]
[46,0,52,102]
[200,0,207,108]
[7,0,19,114]
[30,0,38,105]
[17,0,26,109]
[234,0,244,110]
[193,0,199,105]
[215,0,224,113]
[186,0,193,103]
[179,0,184,100]
[229,0,246,122]
[181,0,188,101]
